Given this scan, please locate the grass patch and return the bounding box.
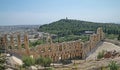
[106,34,118,40]
[97,50,105,59]
[108,61,119,70]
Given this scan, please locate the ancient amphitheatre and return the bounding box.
[1,27,120,70]
[1,27,104,61]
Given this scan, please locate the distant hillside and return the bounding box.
[39,19,120,37]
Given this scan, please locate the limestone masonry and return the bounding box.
[0,27,104,62]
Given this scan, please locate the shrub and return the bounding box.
[36,57,44,65]
[45,57,52,67]
[60,59,72,64]
[22,56,52,67]
[0,55,6,70]
[97,50,105,59]
[36,57,52,67]
[108,61,119,70]
[118,34,120,40]
[45,67,54,70]
[22,56,35,67]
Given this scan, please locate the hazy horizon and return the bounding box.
[0,0,120,26]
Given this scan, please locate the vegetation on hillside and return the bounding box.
[22,56,52,68]
[36,57,52,67]
[22,56,35,67]
[29,39,46,47]
[97,50,105,59]
[118,34,120,41]
[39,19,120,36]
[38,19,120,42]
[53,35,89,43]
[0,54,6,70]
[108,61,119,70]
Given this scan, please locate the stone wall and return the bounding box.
[33,27,104,61]
[35,40,83,62]
[0,27,104,62]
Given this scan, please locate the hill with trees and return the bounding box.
[38,19,120,42]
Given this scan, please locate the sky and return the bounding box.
[0,0,120,25]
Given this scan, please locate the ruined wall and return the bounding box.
[34,27,104,61]
[83,27,105,58]
[0,33,31,58]
[0,27,104,62]
[35,40,83,62]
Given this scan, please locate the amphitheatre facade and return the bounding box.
[0,27,104,62]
